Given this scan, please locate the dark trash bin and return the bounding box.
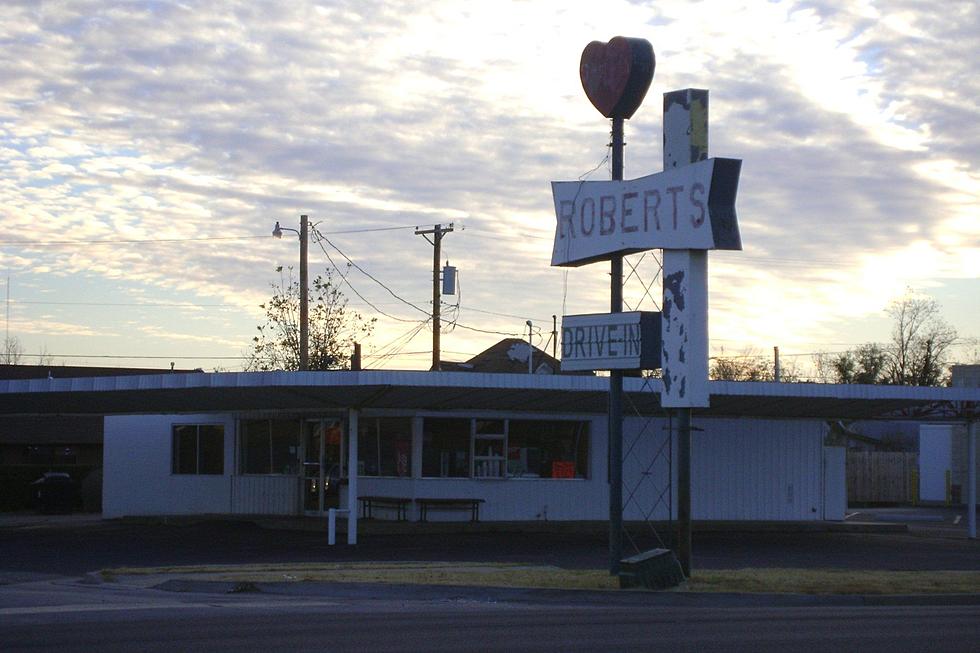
[30,472,77,514]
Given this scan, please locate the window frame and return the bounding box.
[171,423,225,476]
[418,416,590,481]
[238,418,301,476]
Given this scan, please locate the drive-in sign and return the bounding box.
[561,311,661,371]
[551,157,741,267]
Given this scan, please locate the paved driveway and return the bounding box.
[1,513,978,580]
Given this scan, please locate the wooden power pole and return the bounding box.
[415,224,454,370]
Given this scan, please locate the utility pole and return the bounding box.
[299,215,309,371]
[552,315,557,360]
[272,215,310,371]
[415,223,454,371]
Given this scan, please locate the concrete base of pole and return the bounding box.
[619,548,686,590]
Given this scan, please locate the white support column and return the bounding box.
[661,88,710,409]
[969,420,976,540]
[661,249,709,406]
[347,408,359,545]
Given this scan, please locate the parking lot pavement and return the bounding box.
[1,514,978,579]
[845,505,979,539]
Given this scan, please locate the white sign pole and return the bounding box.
[662,88,710,578]
[662,89,711,409]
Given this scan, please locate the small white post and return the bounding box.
[347,408,359,545]
[328,508,338,545]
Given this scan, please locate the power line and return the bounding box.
[314,230,430,317]
[18,353,246,360]
[1,235,268,246]
[0,224,422,247]
[13,300,239,309]
[311,238,427,324]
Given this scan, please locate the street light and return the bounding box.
[272,215,309,371]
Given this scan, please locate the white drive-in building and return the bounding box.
[2,370,975,530]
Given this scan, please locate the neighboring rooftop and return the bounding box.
[443,338,588,375]
[0,364,202,380]
[952,365,980,388]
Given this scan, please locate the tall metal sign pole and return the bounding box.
[553,38,741,578]
[578,37,655,575]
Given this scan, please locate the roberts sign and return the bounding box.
[551,157,741,267]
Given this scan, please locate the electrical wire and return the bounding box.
[314,229,430,317]
[0,224,422,247]
[311,235,427,324]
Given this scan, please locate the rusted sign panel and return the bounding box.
[661,250,709,407]
[551,157,740,267]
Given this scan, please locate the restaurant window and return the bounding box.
[421,418,470,478]
[172,425,224,475]
[357,417,412,477]
[507,420,589,479]
[473,419,506,478]
[240,419,300,475]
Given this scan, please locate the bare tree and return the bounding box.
[1,336,23,364]
[37,345,56,366]
[828,343,888,384]
[884,295,957,386]
[820,294,957,386]
[245,267,375,371]
[710,348,800,382]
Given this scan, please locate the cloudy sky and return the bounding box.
[1,0,977,374]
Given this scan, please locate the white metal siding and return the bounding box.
[103,414,234,518]
[919,424,953,502]
[231,476,298,514]
[692,418,823,520]
[621,416,826,521]
[823,447,846,520]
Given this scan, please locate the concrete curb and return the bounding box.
[148,577,980,608]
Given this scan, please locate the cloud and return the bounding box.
[0,0,976,369]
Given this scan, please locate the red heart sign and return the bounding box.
[580,37,655,119]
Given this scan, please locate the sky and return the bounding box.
[1,0,977,376]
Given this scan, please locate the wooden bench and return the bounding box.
[416,497,485,522]
[359,495,412,521]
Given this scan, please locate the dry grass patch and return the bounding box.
[102,563,980,595]
[687,569,980,595]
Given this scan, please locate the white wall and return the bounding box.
[822,446,847,520]
[104,410,838,522]
[919,424,953,503]
[103,414,235,518]
[622,416,828,521]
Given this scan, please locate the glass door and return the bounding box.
[301,419,343,515]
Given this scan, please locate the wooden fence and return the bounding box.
[846,451,918,504]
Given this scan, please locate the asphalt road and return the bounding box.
[3,599,979,652]
[2,518,979,580]
[1,515,978,652]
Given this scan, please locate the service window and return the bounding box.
[421,418,470,478]
[240,419,300,475]
[507,420,589,479]
[172,424,224,475]
[357,417,412,477]
[473,419,506,478]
